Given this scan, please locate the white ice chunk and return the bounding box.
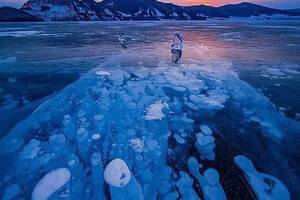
[104,158,131,188]
[144,101,169,120]
[32,168,71,200]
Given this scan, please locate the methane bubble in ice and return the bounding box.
[31,168,71,200]
[104,158,131,188]
[234,155,290,200]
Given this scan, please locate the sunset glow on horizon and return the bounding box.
[160,0,273,7]
[94,0,300,8]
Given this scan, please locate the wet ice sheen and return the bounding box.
[0,58,298,200]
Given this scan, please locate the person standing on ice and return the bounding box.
[171,33,183,64]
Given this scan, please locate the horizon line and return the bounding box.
[0,0,299,10]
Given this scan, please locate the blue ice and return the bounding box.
[0,58,298,199]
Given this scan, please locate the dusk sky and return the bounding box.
[0,0,300,9]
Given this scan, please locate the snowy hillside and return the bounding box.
[21,0,100,21]
[100,0,206,20]
[0,7,40,22]
[3,0,295,21]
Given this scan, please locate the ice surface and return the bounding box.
[0,57,299,199]
[31,168,71,200]
[260,67,299,79]
[234,155,290,200]
[0,56,17,64]
[219,32,243,42]
[0,31,42,37]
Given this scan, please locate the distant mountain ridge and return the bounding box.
[21,0,100,21]
[0,0,300,22]
[0,6,40,22]
[218,2,300,17]
[285,8,300,13]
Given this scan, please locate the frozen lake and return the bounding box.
[0,20,299,200]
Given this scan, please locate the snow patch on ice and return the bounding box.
[144,101,169,120]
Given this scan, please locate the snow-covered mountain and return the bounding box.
[21,0,100,21]
[1,0,299,21]
[20,0,207,21]
[218,2,300,18]
[0,7,40,22]
[99,0,206,20]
